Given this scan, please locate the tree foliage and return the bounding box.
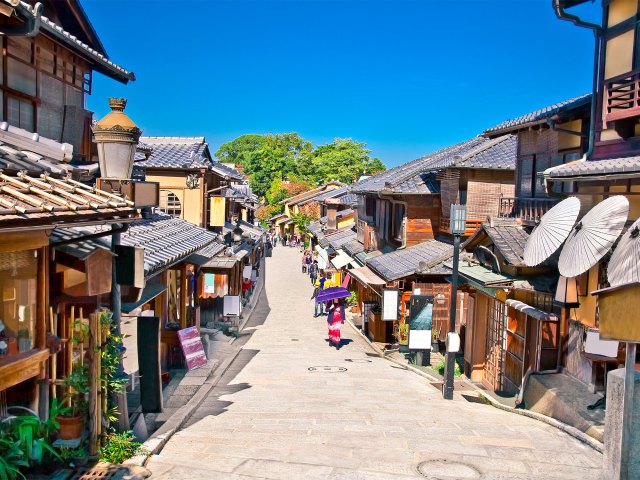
[215,133,386,201]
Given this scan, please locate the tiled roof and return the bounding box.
[337,192,358,207]
[279,182,345,205]
[547,157,640,178]
[136,137,210,169]
[366,240,453,281]
[122,214,221,277]
[452,135,516,170]
[0,172,136,229]
[448,261,513,287]
[298,186,349,205]
[481,221,529,267]
[19,4,135,83]
[211,162,244,181]
[351,135,515,195]
[325,226,357,250]
[342,239,365,257]
[484,94,591,136]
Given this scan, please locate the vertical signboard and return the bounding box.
[382,288,399,321]
[408,295,434,350]
[209,196,226,227]
[177,326,208,371]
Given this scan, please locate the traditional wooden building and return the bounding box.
[344,135,516,344]
[134,137,246,228]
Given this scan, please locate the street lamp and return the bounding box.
[232,223,244,243]
[93,98,141,180]
[443,204,466,400]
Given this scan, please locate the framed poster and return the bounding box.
[204,273,216,294]
[408,294,433,350]
[382,288,399,321]
[223,295,242,316]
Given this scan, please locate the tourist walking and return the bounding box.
[311,282,323,317]
[309,260,319,286]
[326,299,346,349]
[283,233,288,246]
[305,251,312,273]
[302,251,308,273]
[273,234,278,247]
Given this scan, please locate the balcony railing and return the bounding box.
[605,69,640,124]
[440,217,484,236]
[499,197,559,225]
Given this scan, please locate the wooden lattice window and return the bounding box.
[159,191,182,218]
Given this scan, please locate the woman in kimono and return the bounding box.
[326,299,346,349]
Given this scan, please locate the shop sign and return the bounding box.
[178,327,207,371]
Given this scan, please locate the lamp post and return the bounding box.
[443,204,466,400]
[92,98,141,431]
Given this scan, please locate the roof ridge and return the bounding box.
[386,136,485,189]
[453,135,509,165]
[140,136,206,145]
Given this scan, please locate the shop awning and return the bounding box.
[121,283,167,314]
[186,242,226,266]
[202,256,238,269]
[505,299,558,322]
[350,266,386,286]
[444,261,513,288]
[331,249,355,270]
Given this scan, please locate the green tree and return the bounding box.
[214,134,267,168]
[311,138,385,184]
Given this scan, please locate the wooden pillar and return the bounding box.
[37,246,49,418]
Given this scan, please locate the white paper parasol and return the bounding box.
[524,197,581,267]
[607,217,640,286]
[558,195,629,279]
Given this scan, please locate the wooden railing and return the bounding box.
[499,197,558,224]
[605,69,640,123]
[440,217,484,236]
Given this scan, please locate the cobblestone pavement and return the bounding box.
[147,246,603,479]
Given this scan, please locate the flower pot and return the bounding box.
[56,415,83,440]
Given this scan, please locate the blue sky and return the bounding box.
[84,0,596,168]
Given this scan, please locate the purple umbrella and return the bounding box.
[315,286,351,303]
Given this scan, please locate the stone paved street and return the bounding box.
[146,246,603,479]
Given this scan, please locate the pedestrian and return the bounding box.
[283,233,288,246]
[273,234,278,247]
[305,251,312,273]
[326,298,346,349]
[311,282,323,317]
[302,251,308,273]
[309,260,319,286]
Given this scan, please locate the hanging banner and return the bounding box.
[209,197,226,227]
[382,288,399,321]
[177,327,208,370]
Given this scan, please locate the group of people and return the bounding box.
[304,250,346,350]
[267,231,301,248]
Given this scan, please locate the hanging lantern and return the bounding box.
[554,275,580,308]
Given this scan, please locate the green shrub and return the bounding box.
[99,431,143,464]
[435,357,462,378]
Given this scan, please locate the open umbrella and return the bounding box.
[607,217,640,287]
[524,197,581,267]
[558,195,629,278]
[315,286,351,303]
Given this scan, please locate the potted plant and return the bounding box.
[57,365,89,440]
[347,290,359,313]
[99,309,113,339]
[431,327,441,353]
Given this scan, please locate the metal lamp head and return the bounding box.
[93,98,141,180]
[450,204,467,235]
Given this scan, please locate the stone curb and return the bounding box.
[345,319,603,453]
[125,346,244,467]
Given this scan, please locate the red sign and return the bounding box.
[177,327,208,371]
